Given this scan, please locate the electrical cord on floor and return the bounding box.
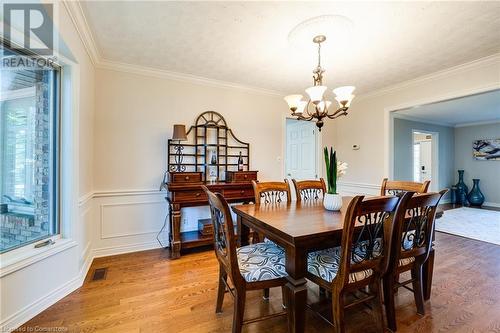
[157,205,170,248]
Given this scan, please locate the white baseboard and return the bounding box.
[484,201,500,208]
[1,254,92,332]
[92,240,162,259]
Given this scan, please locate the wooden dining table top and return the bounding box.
[232,197,357,245]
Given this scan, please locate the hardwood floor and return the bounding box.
[21,232,500,332]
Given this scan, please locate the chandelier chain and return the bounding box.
[317,42,321,69]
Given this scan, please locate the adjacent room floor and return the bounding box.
[20,231,500,333]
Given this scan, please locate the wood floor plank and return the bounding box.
[19,232,500,332]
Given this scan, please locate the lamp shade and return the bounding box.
[295,101,308,114]
[284,94,303,111]
[305,85,327,103]
[172,124,187,141]
[333,86,355,106]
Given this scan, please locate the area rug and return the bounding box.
[435,207,500,246]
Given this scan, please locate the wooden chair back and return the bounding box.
[335,195,402,288]
[292,178,326,202]
[380,178,430,196]
[202,186,243,285]
[392,190,447,265]
[252,180,291,204]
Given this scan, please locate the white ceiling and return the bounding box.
[80,1,500,94]
[395,89,500,126]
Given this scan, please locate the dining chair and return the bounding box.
[306,194,403,333]
[292,178,326,202]
[252,180,291,204]
[383,190,447,332]
[380,178,431,196]
[202,186,288,333]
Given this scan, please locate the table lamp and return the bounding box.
[171,124,187,172]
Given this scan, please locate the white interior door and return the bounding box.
[419,141,432,182]
[285,119,317,180]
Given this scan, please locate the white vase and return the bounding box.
[323,193,342,211]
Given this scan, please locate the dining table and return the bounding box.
[232,197,435,333]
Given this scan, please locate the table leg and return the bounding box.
[423,248,435,300]
[285,247,308,333]
[170,203,181,259]
[237,215,250,247]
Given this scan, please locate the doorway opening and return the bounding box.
[285,119,318,181]
[412,130,438,191]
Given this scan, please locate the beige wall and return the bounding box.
[94,68,289,190]
[324,55,500,189]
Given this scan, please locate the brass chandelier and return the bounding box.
[284,35,355,131]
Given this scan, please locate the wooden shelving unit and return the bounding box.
[165,111,256,258]
[167,111,250,182]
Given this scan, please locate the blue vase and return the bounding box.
[455,170,469,205]
[467,179,485,207]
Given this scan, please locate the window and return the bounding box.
[1,43,60,253]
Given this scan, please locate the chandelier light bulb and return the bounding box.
[284,94,304,111]
[305,86,327,103]
[295,101,307,114]
[333,86,356,107]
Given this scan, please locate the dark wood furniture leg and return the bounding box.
[170,203,182,259]
[285,246,308,333]
[237,215,250,247]
[423,248,435,300]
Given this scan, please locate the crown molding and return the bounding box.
[392,113,454,128]
[65,2,498,99]
[96,59,285,96]
[63,1,283,97]
[454,119,500,128]
[357,53,500,101]
[62,0,100,65]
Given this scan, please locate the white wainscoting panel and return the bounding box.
[92,191,168,257]
[337,181,381,196]
[100,201,165,239]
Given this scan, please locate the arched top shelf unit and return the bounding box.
[168,111,250,182]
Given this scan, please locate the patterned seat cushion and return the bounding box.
[307,246,373,283]
[237,242,288,282]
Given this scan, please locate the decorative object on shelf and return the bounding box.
[209,147,217,165]
[198,218,213,237]
[238,151,244,171]
[167,111,250,182]
[455,170,469,205]
[467,179,485,207]
[284,35,356,131]
[473,138,500,160]
[323,147,347,211]
[170,124,188,172]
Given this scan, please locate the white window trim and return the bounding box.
[0,28,80,276]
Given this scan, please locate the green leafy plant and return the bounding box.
[323,147,348,195]
[324,147,338,194]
